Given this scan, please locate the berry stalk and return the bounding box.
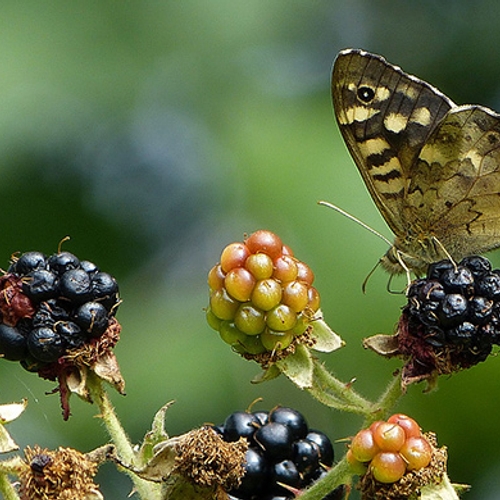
[86,372,162,500]
[0,457,24,500]
[297,457,351,500]
[309,361,374,415]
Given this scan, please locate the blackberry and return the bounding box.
[217,407,343,500]
[27,327,66,363]
[59,269,93,304]
[23,270,58,303]
[0,248,121,371]
[0,323,28,361]
[398,256,500,384]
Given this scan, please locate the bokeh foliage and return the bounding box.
[1,2,500,498]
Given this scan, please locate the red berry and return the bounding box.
[296,261,314,285]
[387,414,421,439]
[273,255,299,282]
[245,230,283,259]
[208,265,225,291]
[372,422,406,452]
[220,243,250,273]
[370,452,406,483]
[350,429,379,462]
[307,286,321,312]
[225,268,256,302]
[400,436,432,471]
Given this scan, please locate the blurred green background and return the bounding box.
[2,1,500,498]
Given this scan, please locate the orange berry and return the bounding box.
[370,452,406,483]
[220,243,250,273]
[245,230,283,259]
[224,267,255,302]
[400,436,432,471]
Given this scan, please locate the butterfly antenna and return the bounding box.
[318,201,393,247]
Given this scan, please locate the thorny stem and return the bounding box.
[86,372,162,500]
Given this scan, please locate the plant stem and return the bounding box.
[0,471,20,500]
[86,372,161,500]
[308,360,374,415]
[297,457,351,500]
[364,372,403,425]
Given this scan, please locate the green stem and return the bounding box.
[364,373,403,426]
[298,457,351,500]
[309,360,374,414]
[0,467,21,500]
[86,372,161,500]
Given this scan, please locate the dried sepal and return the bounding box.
[0,399,27,453]
[19,445,103,500]
[37,318,125,419]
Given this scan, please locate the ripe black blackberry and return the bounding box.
[398,256,500,383]
[217,407,344,500]
[0,250,120,368]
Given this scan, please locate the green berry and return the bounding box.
[266,304,297,331]
[251,279,282,311]
[234,304,266,335]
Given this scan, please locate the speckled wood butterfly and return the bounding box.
[332,48,500,276]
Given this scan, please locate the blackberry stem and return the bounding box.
[309,361,373,414]
[0,456,25,500]
[297,456,351,500]
[86,372,162,500]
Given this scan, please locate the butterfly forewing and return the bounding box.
[331,48,500,274]
[332,49,455,236]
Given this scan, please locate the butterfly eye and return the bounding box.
[357,86,375,103]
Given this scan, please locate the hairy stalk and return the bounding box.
[86,373,161,500]
[309,360,374,414]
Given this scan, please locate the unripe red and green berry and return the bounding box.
[348,414,433,484]
[206,230,321,355]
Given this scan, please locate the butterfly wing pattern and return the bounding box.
[332,48,500,276]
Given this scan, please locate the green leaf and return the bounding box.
[420,473,466,499]
[309,312,345,353]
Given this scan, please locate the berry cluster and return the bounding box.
[400,256,500,378]
[0,250,120,371]
[347,414,432,484]
[216,407,344,500]
[207,230,320,355]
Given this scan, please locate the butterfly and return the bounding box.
[332,48,500,277]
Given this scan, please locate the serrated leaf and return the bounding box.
[277,344,313,388]
[0,399,27,423]
[420,474,464,499]
[310,312,345,352]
